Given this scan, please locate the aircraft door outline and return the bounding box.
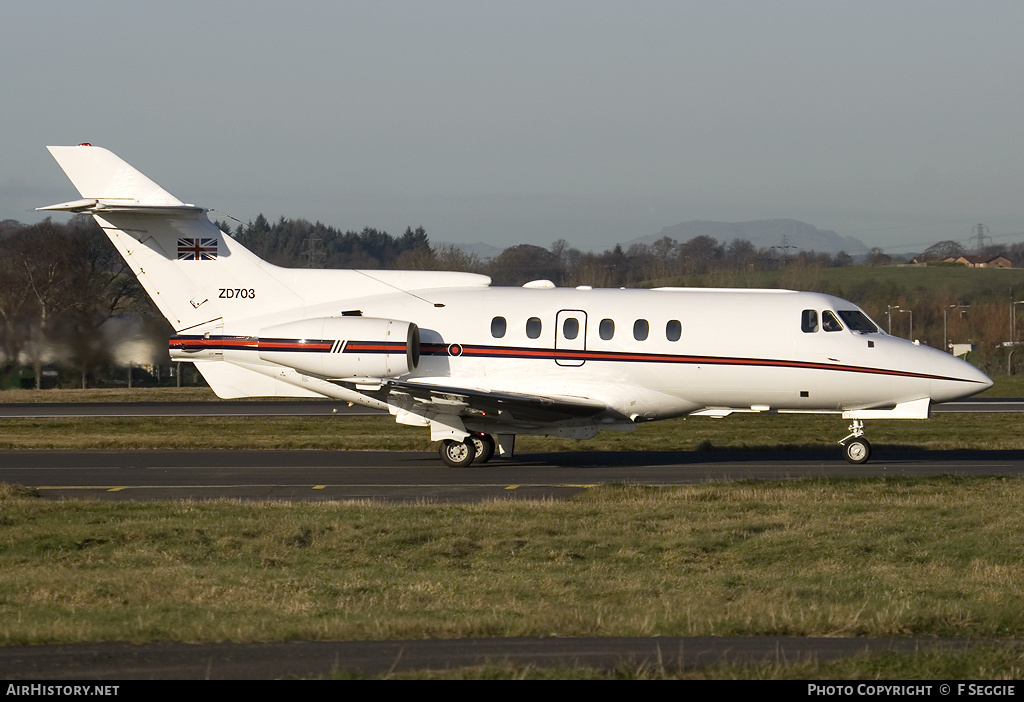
[555,309,587,367]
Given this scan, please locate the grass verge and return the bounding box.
[3,478,1024,647]
[0,411,1020,451]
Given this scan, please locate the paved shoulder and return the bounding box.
[0,636,979,679]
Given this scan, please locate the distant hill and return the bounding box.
[630,219,869,256]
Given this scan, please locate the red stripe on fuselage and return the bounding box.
[168,338,978,384]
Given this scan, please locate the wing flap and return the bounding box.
[338,377,614,426]
[387,378,610,423]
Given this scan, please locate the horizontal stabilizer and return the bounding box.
[36,198,100,212]
[37,198,205,215]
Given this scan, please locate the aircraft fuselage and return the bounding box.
[171,283,990,433]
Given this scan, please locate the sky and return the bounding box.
[4,0,1024,255]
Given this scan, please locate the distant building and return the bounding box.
[944,255,1013,269]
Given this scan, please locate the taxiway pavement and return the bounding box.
[4,447,1024,502]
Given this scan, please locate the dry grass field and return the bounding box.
[2,479,1024,643]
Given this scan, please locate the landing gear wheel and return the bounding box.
[471,434,495,464]
[844,437,872,464]
[840,419,871,465]
[439,438,477,468]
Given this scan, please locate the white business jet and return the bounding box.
[39,145,992,466]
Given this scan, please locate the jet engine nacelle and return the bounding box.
[258,317,420,379]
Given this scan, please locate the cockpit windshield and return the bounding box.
[837,310,879,333]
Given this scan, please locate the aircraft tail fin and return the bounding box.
[42,144,185,208]
[41,146,492,334]
[39,144,302,333]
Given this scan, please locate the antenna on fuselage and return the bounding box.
[352,269,446,307]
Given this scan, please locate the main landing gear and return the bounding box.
[839,419,872,464]
[438,433,496,468]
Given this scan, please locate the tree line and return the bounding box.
[3,212,1024,389]
[0,217,152,389]
[224,214,863,286]
[225,213,1024,288]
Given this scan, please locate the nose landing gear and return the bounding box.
[840,419,872,464]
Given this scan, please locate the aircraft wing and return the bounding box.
[341,377,617,427]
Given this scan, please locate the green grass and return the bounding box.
[3,478,1024,648]
[0,387,221,403]
[0,410,1019,451]
[979,373,1024,397]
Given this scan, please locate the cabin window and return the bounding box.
[838,310,878,333]
[666,320,681,341]
[491,316,506,338]
[801,310,818,333]
[822,310,844,332]
[633,319,649,341]
[599,319,615,340]
[526,317,542,339]
[562,317,579,340]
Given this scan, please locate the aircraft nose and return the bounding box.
[930,351,992,403]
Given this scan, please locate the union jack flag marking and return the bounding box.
[177,238,218,261]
